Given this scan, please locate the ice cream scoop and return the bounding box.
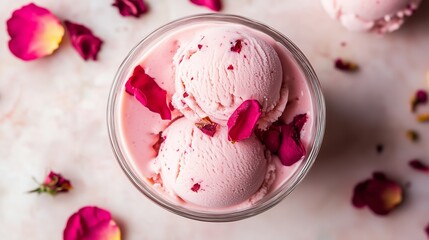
[172,26,288,129]
[321,0,421,33]
[154,117,269,208]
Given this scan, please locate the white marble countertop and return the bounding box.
[1,0,429,239]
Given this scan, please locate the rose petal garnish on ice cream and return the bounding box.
[29,171,72,195]
[64,21,103,61]
[335,58,358,72]
[411,89,428,112]
[6,3,64,61]
[352,172,403,216]
[195,117,218,137]
[409,159,429,174]
[112,0,148,18]
[125,65,171,120]
[278,114,308,166]
[63,206,121,240]
[262,124,281,153]
[190,0,222,11]
[230,40,243,53]
[227,100,262,142]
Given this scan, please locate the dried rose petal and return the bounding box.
[64,206,121,240]
[411,89,428,112]
[335,58,358,72]
[195,117,218,137]
[278,114,308,166]
[405,130,419,142]
[190,0,222,11]
[125,65,171,120]
[417,113,429,123]
[64,21,103,61]
[29,171,72,195]
[230,40,242,53]
[112,0,148,18]
[409,159,429,173]
[227,100,262,142]
[352,172,403,216]
[6,3,64,61]
[191,183,201,192]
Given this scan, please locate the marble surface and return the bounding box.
[1,0,429,239]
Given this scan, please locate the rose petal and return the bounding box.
[227,100,262,142]
[278,114,308,166]
[112,0,148,18]
[351,172,403,216]
[64,206,121,240]
[125,65,171,120]
[230,40,242,53]
[409,159,429,173]
[262,125,281,153]
[335,58,358,72]
[190,0,222,11]
[195,117,218,137]
[64,21,103,61]
[6,3,64,61]
[411,89,428,112]
[351,180,371,208]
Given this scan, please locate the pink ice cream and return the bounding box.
[153,117,271,208]
[118,22,315,211]
[172,26,288,130]
[321,0,421,33]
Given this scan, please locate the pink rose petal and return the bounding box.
[6,3,64,61]
[227,100,262,142]
[278,114,307,166]
[190,0,222,11]
[409,159,429,174]
[64,21,103,61]
[64,206,121,240]
[112,0,148,18]
[262,125,281,153]
[352,172,403,216]
[125,65,171,120]
[195,117,218,137]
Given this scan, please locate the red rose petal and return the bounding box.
[227,100,262,142]
[191,183,201,192]
[411,89,428,112]
[278,114,308,166]
[230,40,242,53]
[352,180,371,208]
[262,125,281,153]
[190,0,222,11]
[64,21,103,61]
[195,117,218,137]
[64,206,121,240]
[409,159,429,173]
[335,58,358,72]
[125,65,171,120]
[112,0,148,18]
[6,3,64,61]
[351,172,403,216]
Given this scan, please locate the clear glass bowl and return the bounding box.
[107,14,325,222]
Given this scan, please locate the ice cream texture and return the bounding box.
[154,117,269,208]
[321,0,421,33]
[172,26,288,130]
[118,22,314,211]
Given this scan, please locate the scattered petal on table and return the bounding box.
[112,0,148,18]
[29,171,72,196]
[64,21,103,61]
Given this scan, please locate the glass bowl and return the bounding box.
[107,14,325,222]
